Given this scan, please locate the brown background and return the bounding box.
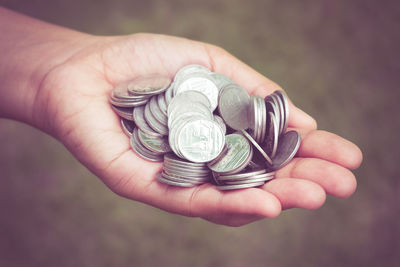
[0,0,399,266]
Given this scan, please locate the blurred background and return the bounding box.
[0,0,399,266]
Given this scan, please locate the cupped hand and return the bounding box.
[34,33,362,226]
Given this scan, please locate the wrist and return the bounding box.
[0,8,96,133]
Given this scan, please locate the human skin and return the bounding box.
[0,7,362,226]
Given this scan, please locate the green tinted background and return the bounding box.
[1,0,399,266]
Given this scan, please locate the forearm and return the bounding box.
[0,7,92,127]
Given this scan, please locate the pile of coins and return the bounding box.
[109,64,300,190]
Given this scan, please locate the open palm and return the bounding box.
[35,33,362,226]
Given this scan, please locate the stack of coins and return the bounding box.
[109,64,301,190]
[212,168,275,191]
[156,153,211,187]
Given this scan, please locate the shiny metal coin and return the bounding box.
[263,111,279,158]
[213,115,227,135]
[269,93,284,135]
[168,106,211,130]
[174,73,219,111]
[133,106,163,138]
[130,128,164,162]
[220,172,274,182]
[174,64,211,83]
[164,165,211,177]
[207,133,252,174]
[156,173,197,187]
[137,129,171,154]
[111,105,134,121]
[249,95,258,141]
[216,181,265,191]
[168,90,212,116]
[271,130,301,170]
[218,84,250,130]
[160,172,208,184]
[210,73,234,90]
[177,119,225,163]
[258,96,267,144]
[165,82,174,105]
[112,81,137,99]
[217,168,268,180]
[266,94,281,132]
[109,95,149,108]
[274,90,289,134]
[157,93,168,116]
[164,153,206,168]
[240,130,273,165]
[265,96,279,131]
[149,95,168,126]
[127,74,171,96]
[144,103,168,135]
[223,176,272,185]
[121,118,135,137]
[164,159,210,171]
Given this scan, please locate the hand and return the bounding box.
[33,33,362,226]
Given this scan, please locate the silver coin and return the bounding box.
[160,172,208,184]
[163,169,210,181]
[207,133,252,174]
[223,176,272,185]
[176,119,225,163]
[218,83,250,130]
[216,181,266,191]
[168,117,189,158]
[111,105,134,121]
[174,73,219,111]
[164,157,210,171]
[121,118,135,136]
[213,115,227,135]
[258,96,267,144]
[164,159,210,171]
[269,94,284,135]
[130,128,164,162]
[165,82,174,105]
[133,106,163,138]
[265,96,280,129]
[168,106,211,130]
[210,73,234,90]
[164,165,209,177]
[109,95,149,108]
[137,129,171,154]
[254,95,263,143]
[168,116,202,158]
[164,165,211,177]
[212,145,253,176]
[144,102,169,135]
[269,112,279,158]
[168,90,212,116]
[271,130,301,170]
[211,172,222,185]
[157,93,168,116]
[240,129,273,165]
[174,64,211,83]
[273,93,285,135]
[217,168,268,180]
[149,95,168,126]
[266,95,281,131]
[274,90,289,134]
[127,74,171,96]
[112,81,137,99]
[164,153,206,168]
[219,172,274,182]
[249,95,258,140]
[156,173,197,187]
